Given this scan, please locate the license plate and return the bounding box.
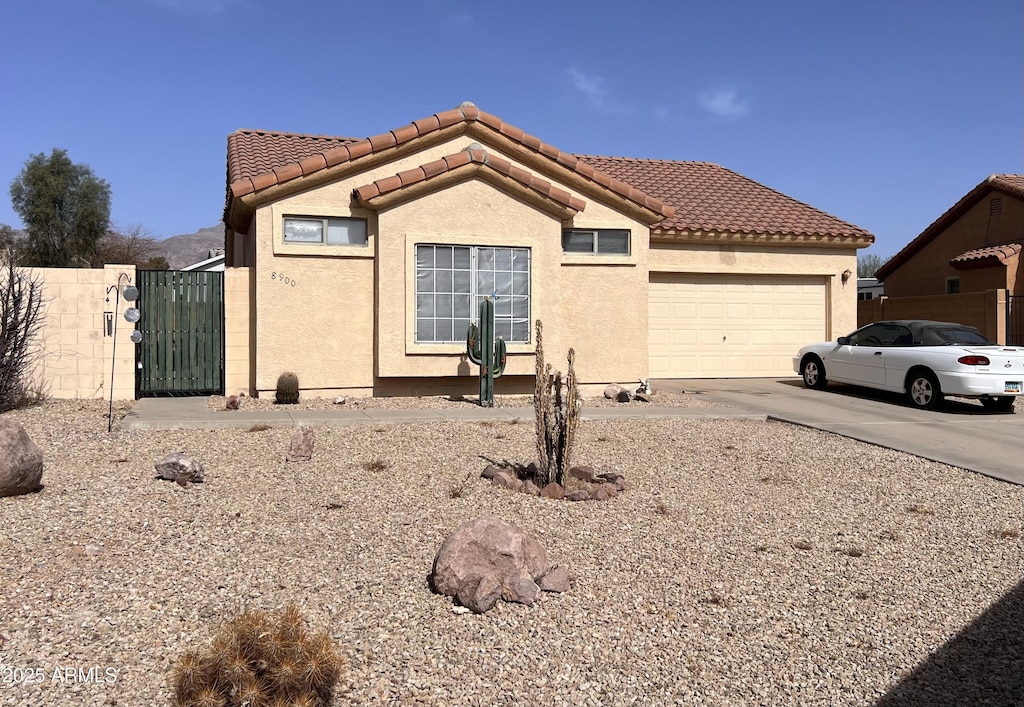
[1006,381,1022,393]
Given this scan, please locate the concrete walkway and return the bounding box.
[120,396,764,431]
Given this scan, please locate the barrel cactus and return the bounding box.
[275,371,300,405]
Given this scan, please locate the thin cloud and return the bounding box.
[141,0,243,16]
[426,0,474,28]
[567,66,632,114]
[698,86,750,118]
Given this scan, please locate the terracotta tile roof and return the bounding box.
[876,173,1024,280]
[227,130,360,193]
[226,103,672,223]
[353,144,587,214]
[574,156,871,239]
[950,241,1022,269]
[224,102,872,244]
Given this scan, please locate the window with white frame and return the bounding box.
[562,229,630,255]
[415,245,531,343]
[283,216,367,246]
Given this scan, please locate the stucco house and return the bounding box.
[875,174,1024,298]
[222,102,873,398]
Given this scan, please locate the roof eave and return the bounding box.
[354,162,583,221]
[651,229,875,248]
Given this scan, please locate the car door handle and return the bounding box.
[874,352,883,356]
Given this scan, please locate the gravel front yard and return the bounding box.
[1,399,1022,706]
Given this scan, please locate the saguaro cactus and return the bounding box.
[466,297,507,407]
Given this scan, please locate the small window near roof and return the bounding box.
[283,217,367,246]
[562,229,630,255]
[946,277,960,294]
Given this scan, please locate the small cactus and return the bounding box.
[275,371,299,405]
[466,297,507,407]
[170,605,344,707]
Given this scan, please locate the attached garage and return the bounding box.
[649,273,827,378]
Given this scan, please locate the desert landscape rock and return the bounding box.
[286,427,315,462]
[0,418,43,497]
[431,516,566,613]
[154,452,205,486]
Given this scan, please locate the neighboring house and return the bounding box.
[857,277,884,301]
[222,102,873,398]
[875,174,1024,298]
[181,248,225,272]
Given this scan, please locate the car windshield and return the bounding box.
[924,326,993,346]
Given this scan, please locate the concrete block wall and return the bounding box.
[25,265,137,399]
[857,289,1008,344]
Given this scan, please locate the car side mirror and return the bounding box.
[837,336,849,345]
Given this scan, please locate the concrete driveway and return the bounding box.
[655,377,1024,486]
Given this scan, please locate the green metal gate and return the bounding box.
[1009,294,1024,346]
[136,270,224,396]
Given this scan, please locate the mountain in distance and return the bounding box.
[153,223,225,269]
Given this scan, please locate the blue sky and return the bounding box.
[0,0,1020,259]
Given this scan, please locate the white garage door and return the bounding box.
[649,273,827,378]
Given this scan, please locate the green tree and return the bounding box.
[857,252,891,277]
[9,149,111,267]
[141,255,170,270]
[0,224,17,259]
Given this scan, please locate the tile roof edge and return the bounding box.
[877,175,1022,280]
[226,104,672,221]
[352,145,586,215]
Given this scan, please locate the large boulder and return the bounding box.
[0,419,43,497]
[603,384,625,400]
[431,517,553,613]
[155,452,205,486]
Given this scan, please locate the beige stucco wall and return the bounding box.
[649,243,858,339]
[248,134,652,396]
[884,193,1024,297]
[25,265,137,400]
[223,267,253,395]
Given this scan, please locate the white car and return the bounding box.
[793,320,1024,411]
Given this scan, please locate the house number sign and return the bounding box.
[270,272,297,287]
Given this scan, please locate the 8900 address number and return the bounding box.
[270,272,297,287]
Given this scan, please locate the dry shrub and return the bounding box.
[170,605,344,707]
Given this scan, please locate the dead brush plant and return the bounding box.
[362,459,389,473]
[989,526,1022,539]
[246,423,271,433]
[170,604,343,707]
[448,469,476,499]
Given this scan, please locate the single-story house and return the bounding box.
[875,174,1024,297]
[858,277,884,301]
[222,102,873,398]
[182,248,226,272]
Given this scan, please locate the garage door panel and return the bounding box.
[649,274,826,378]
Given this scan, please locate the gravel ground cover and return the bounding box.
[206,390,719,412]
[1,399,1022,706]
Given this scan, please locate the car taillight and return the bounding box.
[958,355,990,365]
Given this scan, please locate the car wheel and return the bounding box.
[906,370,942,410]
[801,355,828,390]
[980,396,1016,413]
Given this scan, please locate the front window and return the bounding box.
[848,322,913,346]
[562,229,630,255]
[415,245,531,343]
[283,216,367,246]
